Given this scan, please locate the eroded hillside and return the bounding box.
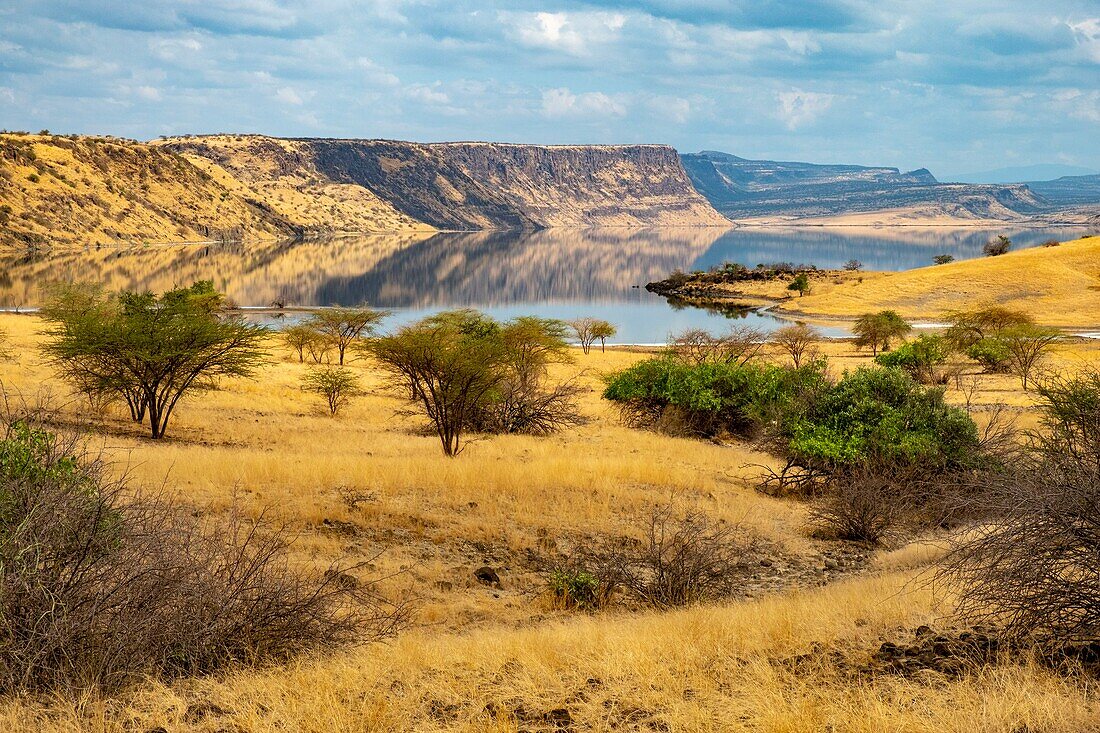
[167,135,730,230]
[0,134,298,246]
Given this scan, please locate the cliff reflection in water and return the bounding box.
[0,225,1090,317]
[0,228,722,309]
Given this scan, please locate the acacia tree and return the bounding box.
[281,324,317,363]
[370,311,579,455]
[787,273,811,297]
[852,310,911,356]
[301,365,362,415]
[770,323,821,368]
[305,307,387,365]
[41,281,269,439]
[942,306,1033,351]
[1001,324,1060,390]
[370,311,510,456]
[569,317,599,355]
[590,320,617,353]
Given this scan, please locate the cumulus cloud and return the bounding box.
[507,10,626,56]
[274,87,304,105]
[775,89,836,130]
[0,0,1095,171]
[541,87,627,118]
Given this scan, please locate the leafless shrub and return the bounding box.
[809,467,917,544]
[0,412,406,694]
[543,507,761,609]
[464,378,587,435]
[940,369,1100,642]
[667,326,765,366]
[770,323,821,367]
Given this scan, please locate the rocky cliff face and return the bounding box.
[169,136,729,230]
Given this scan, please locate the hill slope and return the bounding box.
[165,136,729,230]
[682,150,1051,223]
[783,235,1100,327]
[0,134,300,246]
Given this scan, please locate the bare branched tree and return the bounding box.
[668,326,765,366]
[770,323,821,367]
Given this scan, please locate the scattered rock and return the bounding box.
[474,566,500,585]
[323,569,358,589]
[823,558,839,570]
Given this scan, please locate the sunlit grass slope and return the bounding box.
[784,235,1100,326]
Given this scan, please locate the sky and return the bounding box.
[0,0,1098,176]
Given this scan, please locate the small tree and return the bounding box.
[933,254,955,265]
[370,311,579,455]
[943,305,1033,351]
[301,365,363,415]
[982,235,1011,257]
[590,320,617,353]
[770,323,821,368]
[1000,324,1060,390]
[282,324,317,363]
[853,310,911,356]
[304,307,387,365]
[844,259,863,272]
[569,317,598,355]
[787,273,811,297]
[41,281,269,439]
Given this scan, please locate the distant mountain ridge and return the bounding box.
[943,164,1099,184]
[680,150,1094,222]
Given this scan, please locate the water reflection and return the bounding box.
[0,225,1090,343]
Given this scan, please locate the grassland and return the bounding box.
[780,235,1100,327]
[2,311,1100,731]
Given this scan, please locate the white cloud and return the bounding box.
[135,85,161,101]
[541,87,627,118]
[274,87,304,105]
[508,11,626,56]
[776,89,836,130]
[356,57,400,87]
[1069,18,1100,62]
[0,87,14,104]
[405,84,450,105]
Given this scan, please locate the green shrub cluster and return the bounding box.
[875,334,950,383]
[604,358,980,472]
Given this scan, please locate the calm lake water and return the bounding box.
[0,225,1090,343]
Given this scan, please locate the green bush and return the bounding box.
[602,357,828,437]
[788,367,979,471]
[966,337,1012,373]
[875,334,950,383]
[546,569,605,610]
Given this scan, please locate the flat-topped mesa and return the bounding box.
[161,135,730,231]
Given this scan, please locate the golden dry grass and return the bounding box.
[782,235,1100,327]
[2,312,1100,731]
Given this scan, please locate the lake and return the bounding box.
[0,225,1090,343]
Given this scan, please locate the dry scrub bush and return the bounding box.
[667,326,765,367]
[544,507,761,609]
[941,369,1100,642]
[808,467,917,544]
[0,411,405,694]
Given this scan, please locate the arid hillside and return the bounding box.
[164,135,730,230]
[782,235,1100,326]
[0,133,729,246]
[0,134,300,246]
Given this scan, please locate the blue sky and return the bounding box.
[1,0,1097,175]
